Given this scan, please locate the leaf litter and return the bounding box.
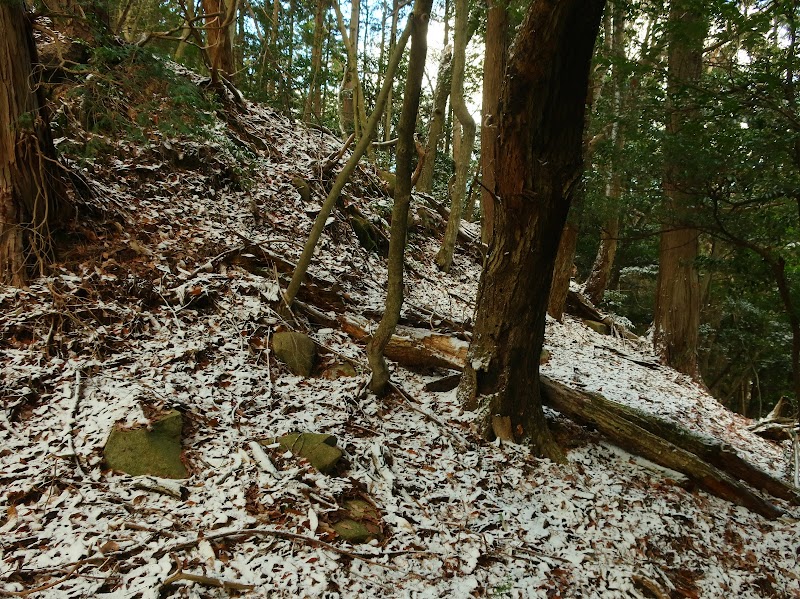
[1,62,799,598]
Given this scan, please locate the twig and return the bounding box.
[0,564,81,597]
[153,528,400,570]
[161,571,255,592]
[388,382,468,451]
[69,368,86,476]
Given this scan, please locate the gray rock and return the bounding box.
[272,331,317,377]
[265,432,342,474]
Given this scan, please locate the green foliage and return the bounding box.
[57,44,219,159]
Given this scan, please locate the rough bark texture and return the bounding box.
[434,0,476,272]
[653,0,706,378]
[202,0,236,82]
[1,2,69,286]
[458,0,605,459]
[417,47,452,194]
[340,315,793,517]
[479,0,508,246]
[366,0,432,395]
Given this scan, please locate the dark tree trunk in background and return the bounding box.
[548,219,579,320]
[458,0,606,459]
[653,0,707,378]
[1,2,69,286]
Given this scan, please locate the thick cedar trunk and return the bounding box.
[653,0,706,377]
[202,0,236,82]
[479,0,508,246]
[366,0,432,395]
[417,47,452,194]
[0,2,68,286]
[458,0,605,459]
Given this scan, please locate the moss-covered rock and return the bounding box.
[332,499,383,543]
[583,319,610,335]
[103,410,188,479]
[265,432,342,473]
[272,331,317,377]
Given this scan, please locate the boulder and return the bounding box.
[104,410,188,479]
[272,331,317,377]
[266,432,342,474]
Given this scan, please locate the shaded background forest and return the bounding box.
[28,0,800,417]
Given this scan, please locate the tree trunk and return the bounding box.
[416,47,452,194]
[479,0,508,246]
[540,377,787,519]
[334,0,368,140]
[548,220,579,320]
[0,2,69,286]
[268,0,280,96]
[382,0,400,144]
[434,0,476,272]
[303,0,326,123]
[336,314,797,516]
[653,0,707,378]
[366,0,433,394]
[584,0,626,305]
[202,0,236,82]
[458,0,606,460]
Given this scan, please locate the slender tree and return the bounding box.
[435,0,475,272]
[285,15,414,305]
[584,0,626,305]
[417,45,452,193]
[367,0,433,394]
[459,0,606,458]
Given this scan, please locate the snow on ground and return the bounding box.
[2,73,799,598]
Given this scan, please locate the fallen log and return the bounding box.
[540,377,785,520]
[338,314,467,371]
[336,317,791,518]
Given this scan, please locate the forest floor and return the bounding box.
[1,57,799,598]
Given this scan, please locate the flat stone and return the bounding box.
[265,432,342,474]
[104,410,188,479]
[583,319,610,335]
[272,331,317,377]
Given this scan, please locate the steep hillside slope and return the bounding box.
[1,58,798,598]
